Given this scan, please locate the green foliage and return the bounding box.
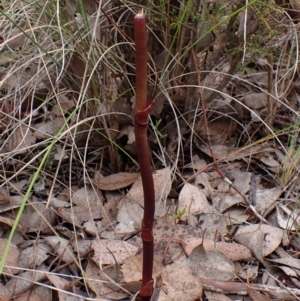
[173,207,186,222]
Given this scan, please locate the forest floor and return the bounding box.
[0,1,300,300]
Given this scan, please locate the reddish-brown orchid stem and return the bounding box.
[134,13,155,301]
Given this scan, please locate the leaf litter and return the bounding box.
[1,1,300,301]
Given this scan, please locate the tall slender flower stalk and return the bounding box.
[134,12,155,301]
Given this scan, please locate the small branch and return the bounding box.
[191,48,270,225]
[200,277,300,297]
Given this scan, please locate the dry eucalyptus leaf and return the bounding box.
[198,210,228,238]
[248,286,272,301]
[83,220,101,236]
[18,242,51,269]
[223,208,250,225]
[45,236,76,263]
[117,197,143,230]
[178,183,211,221]
[267,257,300,270]
[121,251,164,283]
[0,238,20,275]
[204,291,232,301]
[47,274,83,301]
[0,195,22,213]
[6,265,46,296]
[276,203,300,231]
[94,172,140,191]
[127,167,172,207]
[71,239,92,256]
[19,203,56,233]
[234,224,284,260]
[33,117,65,139]
[14,285,52,301]
[57,203,102,225]
[115,221,136,237]
[3,28,27,49]
[195,172,214,197]
[177,244,235,281]
[0,283,11,300]
[238,265,258,280]
[9,124,36,154]
[200,144,268,162]
[244,92,268,109]
[71,187,104,208]
[254,186,282,215]
[181,237,252,261]
[216,172,251,212]
[159,263,203,301]
[85,260,128,300]
[91,240,138,265]
[51,94,75,116]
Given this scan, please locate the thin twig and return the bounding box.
[191,48,270,225]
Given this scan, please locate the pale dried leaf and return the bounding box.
[255,186,282,215]
[181,238,252,261]
[52,94,75,116]
[216,172,251,212]
[53,146,68,160]
[276,203,300,231]
[159,263,202,301]
[9,124,36,154]
[94,172,140,191]
[200,144,273,162]
[14,289,43,301]
[204,291,232,301]
[0,194,22,213]
[33,117,65,139]
[6,265,46,296]
[92,240,138,265]
[18,242,51,269]
[198,210,228,238]
[19,203,56,233]
[244,92,268,109]
[47,274,84,301]
[71,239,92,256]
[0,283,11,300]
[238,265,258,280]
[115,221,136,237]
[178,183,211,221]
[181,244,236,281]
[195,172,214,197]
[224,208,250,225]
[71,187,104,207]
[83,220,101,236]
[45,236,75,263]
[248,286,272,301]
[121,251,164,283]
[234,224,284,259]
[3,28,27,48]
[0,238,20,275]
[267,257,300,270]
[57,203,102,225]
[128,167,172,207]
[120,125,135,144]
[117,197,143,230]
[15,285,52,301]
[85,260,127,300]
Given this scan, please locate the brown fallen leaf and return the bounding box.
[94,172,140,191]
[0,238,20,275]
[248,286,272,301]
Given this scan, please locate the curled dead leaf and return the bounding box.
[94,172,140,191]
